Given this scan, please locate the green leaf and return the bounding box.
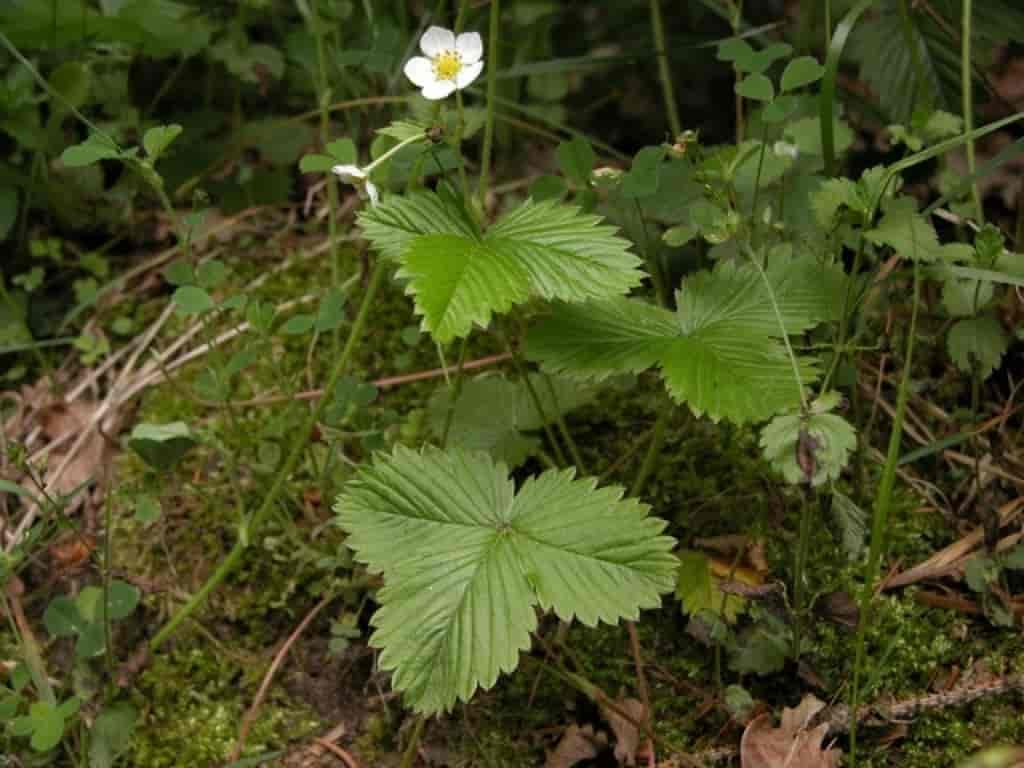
[866,197,966,263]
[831,491,867,561]
[428,373,597,467]
[947,314,1010,380]
[528,257,844,423]
[280,314,316,335]
[128,421,197,470]
[163,260,194,286]
[195,260,228,289]
[134,494,161,524]
[172,285,214,315]
[529,174,567,202]
[89,702,138,768]
[675,550,745,622]
[622,146,665,199]
[316,289,347,332]
[61,133,124,167]
[780,56,824,92]
[811,178,860,226]
[49,61,92,110]
[334,446,677,714]
[556,136,596,186]
[142,124,182,161]
[28,701,65,752]
[377,121,426,143]
[106,581,140,621]
[44,597,86,638]
[735,73,775,103]
[298,154,336,173]
[759,402,857,487]
[361,192,643,342]
[942,274,994,317]
[729,613,792,675]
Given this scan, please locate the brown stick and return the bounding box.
[228,595,332,763]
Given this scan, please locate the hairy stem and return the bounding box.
[440,338,469,447]
[398,715,426,768]
[961,0,984,223]
[650,0,682,137]
[150,260,386,651]
[478,0,501,212]
[630,408,670,498]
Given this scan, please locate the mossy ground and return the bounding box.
[6,231,1021,767]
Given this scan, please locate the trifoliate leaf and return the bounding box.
[334,447,677,714]
[361,191,643,342]
[947,314,1010,380]
[780,56,824,92]
[528,257,845,423]
[428,373,597,467]
[759,403,856,487]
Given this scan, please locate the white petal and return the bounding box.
[455,32,483,63]
[366,181,379,206]
[403,56,435,88]
[455,60,483,90]
[420,26,455,57]
[332,164,365,183]
[420,79,457,101]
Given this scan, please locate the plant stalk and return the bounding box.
[478,0,500,212]
[650,0,682,137]
[630,408,670,498]
[398,715,426,768]
[961,0,984,223]
[848,261,922,765]
[150,259,387,651]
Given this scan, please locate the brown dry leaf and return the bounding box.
[740,695,841,768]
[546,724,605,768]
[599,698,646,766]
[49,533,97,572]
[36,400,120,507]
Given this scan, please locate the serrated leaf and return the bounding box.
[866,197,949,262]
[735,73,774,102]
[760,407,857,487]
[942,274,994,317]
[557,136,596,186]
[780,56,824,92]
[334,446,677,714]
[142,124,182,161]
[812,178,860,226]
[362,192,643,342]
[377,121,426,143]
[528,257,844,423]
[831,491,867,561]
[428,373,596,467]
[947,314,1010,380]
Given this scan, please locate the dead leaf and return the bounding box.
[546,724,605,768]
[600,698,646,766]
[48,533,96,572]
[36,400,120,506]
[740,695,841,768]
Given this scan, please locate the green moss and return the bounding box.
[130,646,321,768]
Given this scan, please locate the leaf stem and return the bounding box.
[649,0,682,137]
[149,259,387,651]
[961,0,984,223]
[539,373,587,474]
[848,261,922,766]
[478,0,501,212]
[440,338,469,447]
[398,715,426,768]
[630,408,670,498]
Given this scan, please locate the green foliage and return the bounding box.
[44,581,139,659]
[675,550,746,622]
[759,393,857,487]
[528,257,845,423]
[334,446,677,714]
[359,190,643,342]
[128,422,197,470]
[947,313,1010,380]
[428,373,597,467]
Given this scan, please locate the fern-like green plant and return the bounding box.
[527,256,846,423]
[334,446,677,714]
[358,187,643,342]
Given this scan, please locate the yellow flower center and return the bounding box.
[433,51,463,81]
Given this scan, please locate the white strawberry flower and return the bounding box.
[403,26,484,101]
[331,164,379,206]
